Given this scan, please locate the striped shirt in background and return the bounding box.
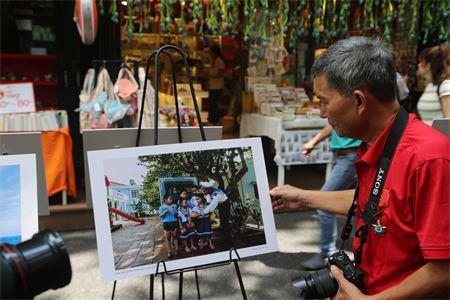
[417,80,450,126]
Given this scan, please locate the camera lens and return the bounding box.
[1,229,72,299]
[292,268,339,299]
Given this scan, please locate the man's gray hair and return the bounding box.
[311,37,397,102]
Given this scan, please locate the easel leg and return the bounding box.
[111,280,117,300]
[233,261,247,300]
[195,270,201,300]
[179,272,183,300]
[161,273,165,300]
[150,275,154,300]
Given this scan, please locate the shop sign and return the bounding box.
[0,83,36,114]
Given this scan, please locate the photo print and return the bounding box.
[249,49,258,63]
[0,154,38,244]
[88,138,278,282]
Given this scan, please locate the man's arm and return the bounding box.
[202,193,227,215]
[331,259,450,300]
[270,185,355,215]
[302,124,332,155]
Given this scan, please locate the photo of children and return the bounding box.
[94,140,277,280]
[158,194,180,258]
[178,198,197,252]
[191,192,214,250]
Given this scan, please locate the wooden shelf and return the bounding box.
[0,53,56,60]
[36,107,60,111]
[13,13,54,19]
[1,80,57,86]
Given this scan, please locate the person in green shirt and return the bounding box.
[300,124,361,270]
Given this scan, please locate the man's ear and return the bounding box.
[353,90,367,113]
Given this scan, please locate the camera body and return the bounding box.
[292,250,366,300]
[328,250,366,295]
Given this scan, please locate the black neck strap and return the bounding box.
[340,107,409,265]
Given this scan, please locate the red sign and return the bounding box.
[0,83,36,114]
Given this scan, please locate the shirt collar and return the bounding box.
[357,111,411,166]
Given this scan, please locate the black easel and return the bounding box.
[111,45,246,300]
[91,59,141,88]
[153,248,246,300]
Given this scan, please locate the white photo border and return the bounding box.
[88,138,279,282]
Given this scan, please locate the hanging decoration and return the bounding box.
[108,0,450,57]
[73,0,98,46]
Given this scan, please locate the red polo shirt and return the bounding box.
[353,114,450,295]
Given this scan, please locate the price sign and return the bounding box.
[0,83,36,114]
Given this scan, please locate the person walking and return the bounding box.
[205,45,226,125]
[300,124,360,270]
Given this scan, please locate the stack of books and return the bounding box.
[0,110,69,132]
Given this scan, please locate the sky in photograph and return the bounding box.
[0,165,21,237]
[103,156,148,186]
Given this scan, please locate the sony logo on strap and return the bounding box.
[372,167,385,196]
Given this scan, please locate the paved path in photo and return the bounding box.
[112,218,267,270]
[112,219,166,270]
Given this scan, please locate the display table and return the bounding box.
[240,113,331,186]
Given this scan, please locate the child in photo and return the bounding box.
[191,193,215,250]
[158,194,179,258]
[190,186,200,209]
[176,190,190,249]
[178,198,197,252]
[190,185,203,246]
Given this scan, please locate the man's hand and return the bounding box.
[270,185,307,211]
[302,140,316,155]
[330,266,369,300]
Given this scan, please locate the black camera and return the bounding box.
[292,250,366,300]
[1,229,72,299]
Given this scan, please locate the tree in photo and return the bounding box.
[137,147,253,236]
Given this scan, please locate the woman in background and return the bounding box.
[416,43,450,125]
[206,45,226,125]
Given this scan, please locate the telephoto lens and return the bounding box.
[292,268,339,300]
[1,229,72,299]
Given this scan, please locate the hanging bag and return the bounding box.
[137,67,168,128]
[88,68,128,129]
[78,68,95,132]
[114,67,139,127]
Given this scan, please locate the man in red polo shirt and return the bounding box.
[270,36,450,299]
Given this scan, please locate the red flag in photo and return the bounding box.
[105,175,110,186]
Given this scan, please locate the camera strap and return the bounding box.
[340,107,409,265]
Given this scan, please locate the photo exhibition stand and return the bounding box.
[0,132,49,216]
[107,46,247,300]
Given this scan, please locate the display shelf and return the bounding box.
[0,53,56,60]
[12,13,54,19]
[36,106,59,111]
[1,53,58,107]
[1,80,57,86]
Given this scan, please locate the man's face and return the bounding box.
[316,75,359,138]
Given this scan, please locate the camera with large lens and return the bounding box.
[1,229,72,299]
[292,250,365,300]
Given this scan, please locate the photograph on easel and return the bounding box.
[88,138,278,282]
[0,154,39,244]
